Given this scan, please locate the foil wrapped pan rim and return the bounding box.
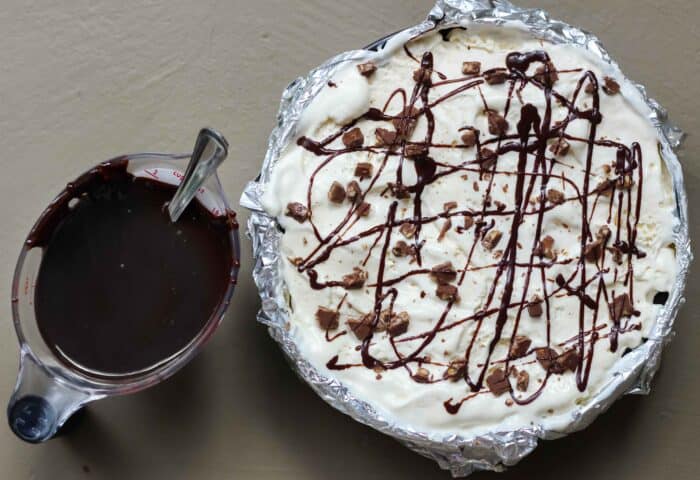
[241,0,691,476]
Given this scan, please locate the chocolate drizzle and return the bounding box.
[293,44,649,413]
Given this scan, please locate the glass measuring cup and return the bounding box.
[8,137,240,443]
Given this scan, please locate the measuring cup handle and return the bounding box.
[7,353,93,443]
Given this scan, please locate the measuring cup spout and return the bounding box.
[7,352,94,443]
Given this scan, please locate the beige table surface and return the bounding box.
[0,1,697,478]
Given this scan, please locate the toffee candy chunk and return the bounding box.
[400,222,417,238]
[549,138,570,156]
[597,225,612,241]
[354,162,373,180]
[347,314,374,340]
[585,81,598,94]
[535,347,560,373]
[392,106,420,139]
[602,76,621,95]
[609,245,624,265]
[536,347,578,374]
[487,110,509,136]
[414,367,431,383]
[389,182,410,199]
[346,180,361,203]
[405,143,428,158]
[444,359,466,381]
[342,268,367,289]
[285,202,308,223]
[509,335,532,359]
[516,370,529,391]
[375,311,392,332]
[483,68,508,85]
[342,128,364,148]
[375,128,398,147]
[438,219,452,241]
[460,129,477,147]
[357,61,377,77]
[528,296,543,317]
[547,189,565,205]
[482,229,502,250]
[436,283,459,302]
[443,201,458,211]
[486,368,510,396]
[356,202,371,217]
[613,293,635,320]
[289,256,304,266]
[558,349,580,372]
[584,239,604,263]
[413,67,432,84]
[316,307,339,330]
[392,240,412,257]
[430,262,457,284]
[534,235,555,260]
[328,181,346,203]
[479,147,497,169]
[534,61,558,85]
[462,61,481,75]
[387,312,410,337]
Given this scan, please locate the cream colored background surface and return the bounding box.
[0,1,697,479]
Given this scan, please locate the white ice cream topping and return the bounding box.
[263,26,677,436]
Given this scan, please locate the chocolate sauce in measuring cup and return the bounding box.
[29,159,236,376]
[8,129,238,443]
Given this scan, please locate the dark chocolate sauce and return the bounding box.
[30,160,237,377]
[292,44,650,413]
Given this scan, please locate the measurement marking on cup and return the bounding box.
[171,170,205,194]
[144,168,159,179]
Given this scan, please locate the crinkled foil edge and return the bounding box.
[240,0,691,476]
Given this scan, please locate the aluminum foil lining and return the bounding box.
[240,0,691,476]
